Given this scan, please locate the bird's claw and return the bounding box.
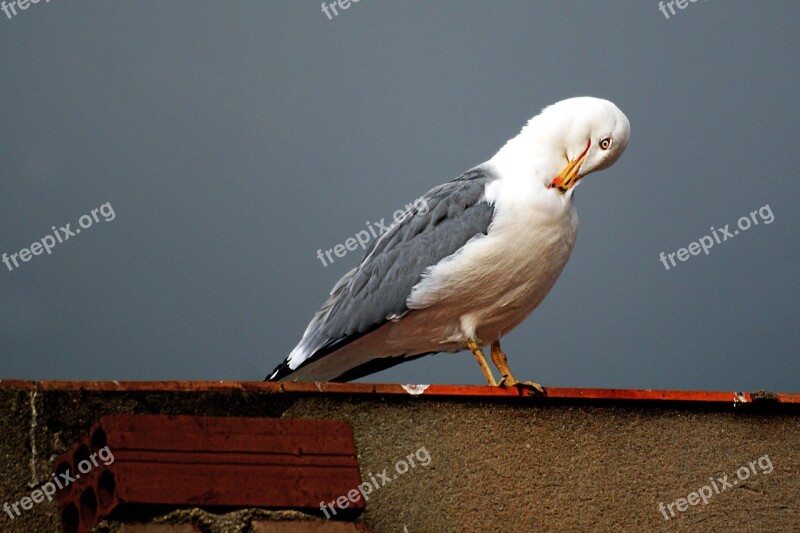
[517,380,546,396]
[497,376,546,396]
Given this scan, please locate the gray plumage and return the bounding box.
[269,167,496,380]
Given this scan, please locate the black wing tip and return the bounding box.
[265,360,292,382]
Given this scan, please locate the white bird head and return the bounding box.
[491,97,630,193]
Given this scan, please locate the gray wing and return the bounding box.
[268,167,496,380]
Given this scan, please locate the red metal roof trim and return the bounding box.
[1,380,798,404]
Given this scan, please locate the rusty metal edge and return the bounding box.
[0,379,798,404]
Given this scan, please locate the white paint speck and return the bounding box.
[402,384,430,395]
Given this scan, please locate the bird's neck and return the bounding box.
[487,131,564,189]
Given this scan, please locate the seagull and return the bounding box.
[268,97,630,390]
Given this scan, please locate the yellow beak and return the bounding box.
[549,141,591,192]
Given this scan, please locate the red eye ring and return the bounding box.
[599,138,612,150]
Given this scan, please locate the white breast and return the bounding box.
[406,168,578,343]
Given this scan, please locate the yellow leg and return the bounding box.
[491,340,545,394]
[466,339,497,386]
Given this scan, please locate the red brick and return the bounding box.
[54,415,364,532]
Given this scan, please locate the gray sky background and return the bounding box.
[1,1,798,392]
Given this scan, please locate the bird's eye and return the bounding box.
[599,138,612,150]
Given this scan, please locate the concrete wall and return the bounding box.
[1,381,798,532]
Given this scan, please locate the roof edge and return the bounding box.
[0,380,798,404]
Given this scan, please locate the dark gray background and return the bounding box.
[1,1,797,391]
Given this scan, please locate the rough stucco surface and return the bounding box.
[0,385,797,532]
